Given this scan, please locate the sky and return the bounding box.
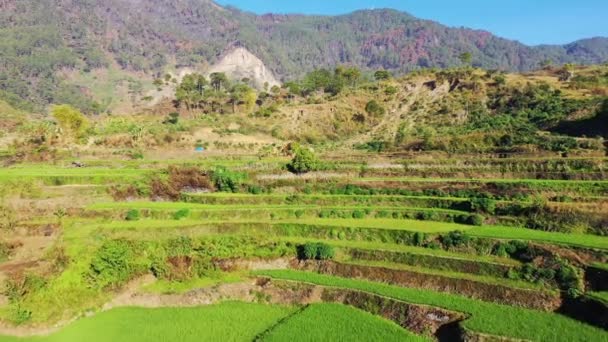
[214,0,608,46]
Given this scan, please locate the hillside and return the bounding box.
[1,0,608,112]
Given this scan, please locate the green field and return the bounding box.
[263,303,429,342]
[0,302,295,342]
[257,270,608,342]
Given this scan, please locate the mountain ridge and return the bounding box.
[0,0,607,112]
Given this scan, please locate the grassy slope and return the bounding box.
[67,215,608,250]
[256,270,608,342]
[263,303,429,342]
[0,302,294,342]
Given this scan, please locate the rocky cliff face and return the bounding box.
[208,47,280,89]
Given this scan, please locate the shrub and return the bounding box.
[298,243,318,260]
[384,86,398,96]
[173,209,190,220]
[89,240,140,289]
[316,243,335,260]
[295,210,305,218]
[365,100,386,117]
[470,198,496,214]
[247,185,264,194]
[211,167,246,193]
[352,210,365,219]
[125,209,140,221]
[297,243,335,260]
[413,232,426,247]
[287,145,319,174]
[467,214,484,226]
[441,231,471,249]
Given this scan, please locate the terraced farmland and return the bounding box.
[0,154,608,341]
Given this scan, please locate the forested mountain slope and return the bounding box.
[0,0,607,112]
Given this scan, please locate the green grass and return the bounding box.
[263,303,429,342]
[275,236,519,265]
[285,218,471,233]
[0,302,294,342]
[66,214,608,251]
[256,270,608,342]
[0,166,152,185]
[359,177,608,185]
[88,202,467,215]
[345,259,549,291]
[470,226,608,250]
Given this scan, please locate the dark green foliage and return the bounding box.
[374,70,392,81]
[413,232,426,247]
[287,145,319,174]
[352,210,366,219]
[125,209,140,221]
[469,198,496,214]
[467,214,485,226]
[441,231,471,249]
[297,243,335,260]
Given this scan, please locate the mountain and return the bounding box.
[0,0,607,112]
[208,47,280,89]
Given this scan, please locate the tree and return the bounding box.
[210,72,229,91]
[175,74,208,111]
[459,52,473,66]
[374,70,391,81]
[51,104,90,141]
[287,144,319,174]
[338,66,362,87]
[229,84,257,113]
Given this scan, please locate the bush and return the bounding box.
[89,240,140,289]
[352,210,365,219]
[365,100,386,117]
[467,214,484,226]
[247,185,264,194]
[297,243,335,260]
[125,209,140,221]
[441,231,471,249]
[469,198,496,214]
[172,209,190,220]
[413,232,426,247]
[212,167,246,192]
[287,145,319,174]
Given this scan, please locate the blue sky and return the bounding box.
[214,0,608,45]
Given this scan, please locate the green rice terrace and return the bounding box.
[1,36,608,341]
[1,149,608,342]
